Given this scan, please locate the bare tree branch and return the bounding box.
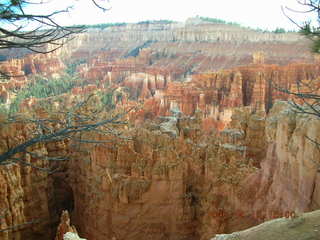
[0,94,131,167]
[283,0,320,52]
[0,0,110,78]
[0,217,47,233]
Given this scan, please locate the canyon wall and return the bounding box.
[125,62,320,132]
[0,107,75,240]
[0,119,54,240]
[64,101,320,240]
[95,20,303,43]
[1,98,320,240]
[0,20,320,240]
[0,20,316,106]
[69,20,315,85]
[197,101,320,239]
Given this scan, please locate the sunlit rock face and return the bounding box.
[211,210,320,240]
[73,21,315,93]
[60,22,319,132]
[0,51,66,78]
[0,21,317,119]
[67,128,198,240]
[55,211,84,240]
[1,99,320,240]
[89,20,304,43]
[0,120,54,240]
[63,101,320,240]
[123,72,167,100]
[0,108,74,240]
[255,101,320,213]
[126,62,320,132]
[199,102,320,239]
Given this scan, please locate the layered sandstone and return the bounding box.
[61,101,320,240]
[0,52,65,78]
[0,108,75,240]
[67,128,198,240]
[1,98,320,240]
[0,19,320,240]
[125,62,320,132]
[63,105,261,240]
[72,21,315,91]
[0,119,53,240]
[199,101,320,239]
[94,20,304,43]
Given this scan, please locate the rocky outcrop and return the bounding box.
[0,53,65,78]
[0,120,53,240]
[0,19,320,240]
[62,105,260,240]
[1,97,320,240]
[0,33,88,104]
[126,62,320,133]
[212,210,320,240]
[67,128,198,240]
[55,211,84,240]
[95,20,305,43]
[0,52,67,105]
[73,21,315,93]
[0,114,74,240]
[198,101,320,239]
[252,101,320,213]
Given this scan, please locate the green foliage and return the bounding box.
[69,22,127,30]
[311,38,320,53]
[0,95,6,104]
[33,76,76,97]
[125,40,154,57]
[100,91,114,106]
[9,74,77,113]
[273,27,286,33]
[300,24,312,36]
[198,16,241,27]
[4,59,121,114]
[137,19,175,25]
[65,59,86,76]
[254,28,265,33]
[198,16,297,34]
[97,87,129,111]
[0,55,6,61]
[299,23,320,53]
[96,90,117,111]
[70,20,175,29]
[0,104,8,114]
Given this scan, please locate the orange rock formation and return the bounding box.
[55,211,81,240]
[0,21,320,240]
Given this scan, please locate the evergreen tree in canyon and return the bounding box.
[280,0,320,147]
[284,0,320,53]
[0,0,130,171]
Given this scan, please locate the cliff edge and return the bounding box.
[212,210,320,240]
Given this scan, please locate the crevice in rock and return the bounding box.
[49,172,75,239]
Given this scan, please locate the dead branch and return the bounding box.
[0,217,47,233]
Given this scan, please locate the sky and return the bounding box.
[26,0,316,31]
